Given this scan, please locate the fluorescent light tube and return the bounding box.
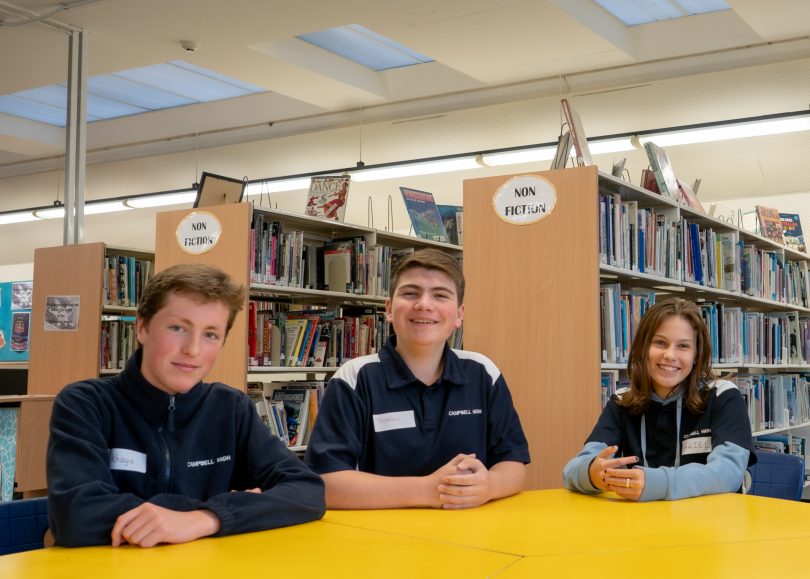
[352,157,481,182]
[480,147,557,166]
[126,191,197,208]
[34,207,66,219]
[245,178,312,194]
[588,138,635,155]
[35,201,131,219]
[0,211,39,225]
[84,201,131,215]
[638,116,810,147]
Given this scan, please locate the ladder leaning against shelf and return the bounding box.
[155,202,462,452]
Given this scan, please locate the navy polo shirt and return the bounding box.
[304,337,530,477]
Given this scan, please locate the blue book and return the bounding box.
[690,223,703,284]
[638,225,646,273]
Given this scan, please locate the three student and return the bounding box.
[47,251,755,548]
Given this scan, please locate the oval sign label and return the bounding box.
[176,211,222,255]
[492,174,557,225]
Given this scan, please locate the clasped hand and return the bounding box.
[431,453,491,510]
[588,445,645,501]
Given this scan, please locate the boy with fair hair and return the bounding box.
[48,264,325,547]
[305,248,529,509]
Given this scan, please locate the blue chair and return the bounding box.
[746,451,805,501]
[0,497,49,555]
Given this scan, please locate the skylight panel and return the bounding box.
[297,24,434,71]
[0,61,266,127]
[0,94,65,125]
[88,76,196,110]
[594,0,729,26]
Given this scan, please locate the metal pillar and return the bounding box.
[64,29,87,245]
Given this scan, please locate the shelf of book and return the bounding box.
[752,420,810,438]
[602,363,810,371]
[249,284,387,306]
[20,242,154,493]
[249,366,338,374]
[464,166,810,490]
[102,305,139,315]
[156,202,462,451]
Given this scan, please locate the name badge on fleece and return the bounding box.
[373,410,416,433]
[682,437,712,456]
[109,448,147,473]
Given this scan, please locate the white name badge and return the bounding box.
[109,448,147,473]
[373,410,416,433]
[682,436,712,455]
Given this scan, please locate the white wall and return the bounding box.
[0,263,33,282]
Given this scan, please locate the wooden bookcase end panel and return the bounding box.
[463,167,602,490]
[155,202,252,390]
[28,243,106,396]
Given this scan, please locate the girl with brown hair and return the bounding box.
[564,298,755,501]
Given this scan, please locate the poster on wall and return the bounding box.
[10,312,29,351]
[11,282,32,310]
[0,280,32,362]
[44,295,80,331]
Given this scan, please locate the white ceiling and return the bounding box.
[0,0,809,193]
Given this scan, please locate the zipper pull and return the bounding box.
[168,395,176,433]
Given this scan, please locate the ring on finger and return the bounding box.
[625,478,630,488]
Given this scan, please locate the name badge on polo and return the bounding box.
[373,410,416,433]
[682,437,712,455]
[109,448,147,473]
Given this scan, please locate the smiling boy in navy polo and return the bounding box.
[305,249,530,509]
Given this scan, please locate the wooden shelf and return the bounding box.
[250,283,386,306]
[248,366,338,374]
[0,394,55,403]
[752,421,810,437]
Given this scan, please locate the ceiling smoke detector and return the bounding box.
[180,40,199,53]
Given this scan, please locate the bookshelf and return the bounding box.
[19,242,154,493]
[155,202,462,450]
[463,166,810,492]
[463,167,602,491]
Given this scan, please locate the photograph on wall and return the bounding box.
[0,281,32,361]
[10,312,30,351]
[305,175,351,222]
[44,295,80,332]
[11,281,32,310]
[400,187,449,243]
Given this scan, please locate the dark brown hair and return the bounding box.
[137,263,246,336]
[390,248,464,304]
[618,298,717,414]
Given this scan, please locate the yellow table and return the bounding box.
[325,488,810,557]
[2,489,808,578]
[0,520,518,579]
